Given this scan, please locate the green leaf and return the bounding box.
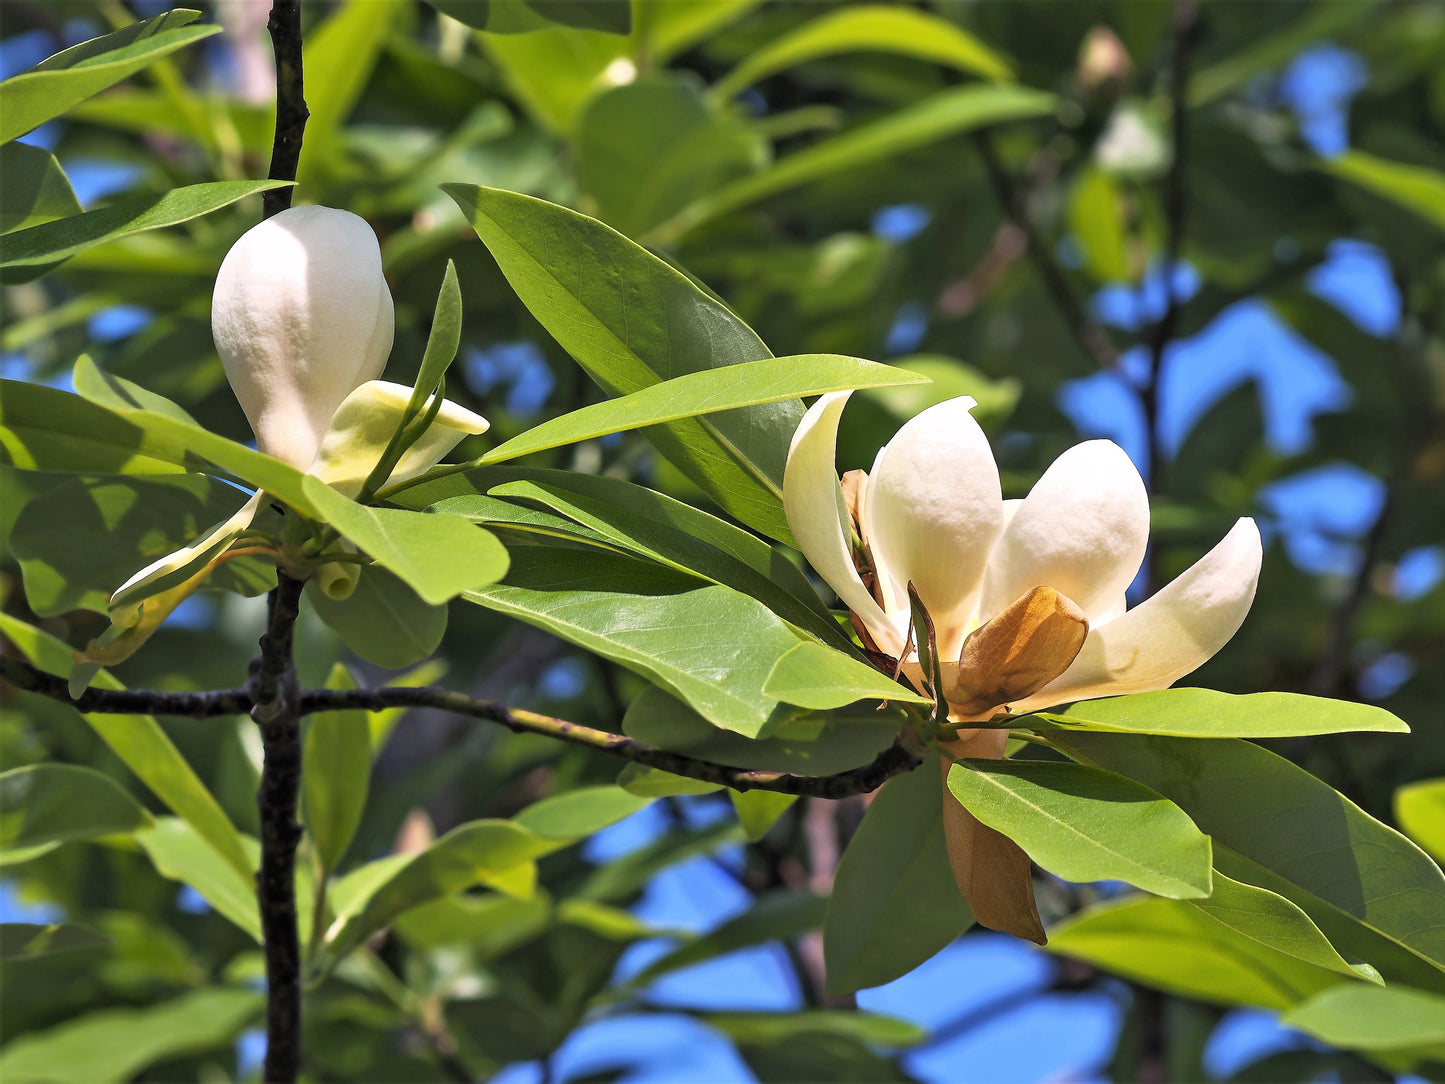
[477,24,629,134]
[946,759,1212,899]
[0,923,109,962]
[512,786,653,848]
[0,9,218,143]
[303,665,371,874]
[73,355,197,424]
[0,764,152,849]
[763,641,930,710]
[420,464,840,644]
[430,0,630,34]
[299,0,405,180]
[577,75,764,237]
[463,547,807,737]
[0,986,261,1084]
[1280,985,1445,1060]
[0,181,291,282]
[625,892,826,989]
[482,354,926,466]
[11,472,273,617]
[525,0,631,34]
[1395,779,1445,864]
[617,763,723,797]
[1324,150,1445,232]
[301,482,510,605]
[1051,732,1445,979]
[393,891,551,954]
[731,790,797,841]
[0,380,192,476]
[711,4,1011,100]
[0,613,255,883]
[306,567,448,670]
[412,260,464,410]
[0,142,81,235]
[1047,896,1352,1011]
[705,1009,925,1048]
[824,759,973,994]
[1191,872,1382,985]
[1068,167,1131,283]
[651,84,1057,242]
[133,818,261,941]
[578,820,743,903]
[324,819,552,961]
[443,183,800,542]
[623,685,902,777]
[1038,688,1410,738]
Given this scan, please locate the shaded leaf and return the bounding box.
[133,818,261,941]
[0,142,81,235]
[306,567,448,670]
[0,923,110,962]
[0,764,152,849]
[1325,150,1445,232]
[731,790,797,841]
[303,665,371,873]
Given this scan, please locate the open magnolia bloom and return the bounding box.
[783,391,1262,940]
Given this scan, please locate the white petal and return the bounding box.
[783,392,901,656]
[1010,518,1263,713]
[310,380,489,498]
[980,440,1148,624]
[866,396,1002,659]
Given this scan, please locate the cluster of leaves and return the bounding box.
[1,2,1444,1081]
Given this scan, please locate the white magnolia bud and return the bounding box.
[212,205,395,468]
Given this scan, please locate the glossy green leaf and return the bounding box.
[0,142,81,235]
[0,380,192,476]
[412,260,464,411]
[712,5,1011,100]
[421,464,839,644]
[0,181,290,282]
[623,685,902,777]
[306,567,448,670]
[1192,873,1382,984]
[133,818,261,941]
[824,759,973,994]
[731,790,798,841]
[617,763,723,797]
[1280,984,1445,1060]
[947,759,1212,899]
[0,986,260,1084]
[1395,779,1445,864]
[1051,732,1445,976]
[1324,150,1445,232]
[0,9,218,143]
[1038,688,1410,738]
[303,666,371,874]
[577,75,763,236]
[626,892,825,989]
[0,613,254,883]
[0,922,110,961]
[1047,896,1351,1011]
[512,785,653,847]
[302,481,510,605]
[763,641,930,709]
[651,84,1056,242]
[465,547,807,737]
[444,183,800,542]
[0,765,152,849]
[11,472,273,617]
[325,819,552,961]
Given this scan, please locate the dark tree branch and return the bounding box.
[1142,0,1199,592]
[250,571,305,1084]
[0,655,923,799]
[971,130,1121,370]
[263,0,306,220]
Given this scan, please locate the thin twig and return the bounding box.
[971,131,1120,370]
[0,655,923,799]
[263,0,306,220]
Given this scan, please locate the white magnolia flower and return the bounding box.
[212,204,395,469]
[783,392,1262,719]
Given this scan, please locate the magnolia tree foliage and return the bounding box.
[1,2,1444,1082]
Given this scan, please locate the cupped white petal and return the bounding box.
[1009,518,1263,713]
[980,440,1148,624]
[783,392,901,656]
[310,380,489,498]
[866,396,1003,659]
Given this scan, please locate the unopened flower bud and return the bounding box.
[1078,26,1132,96]
[212,205,395,468]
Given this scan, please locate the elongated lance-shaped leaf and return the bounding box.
[444,183,801,542]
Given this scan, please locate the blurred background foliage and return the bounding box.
[1,0,1443,1080]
